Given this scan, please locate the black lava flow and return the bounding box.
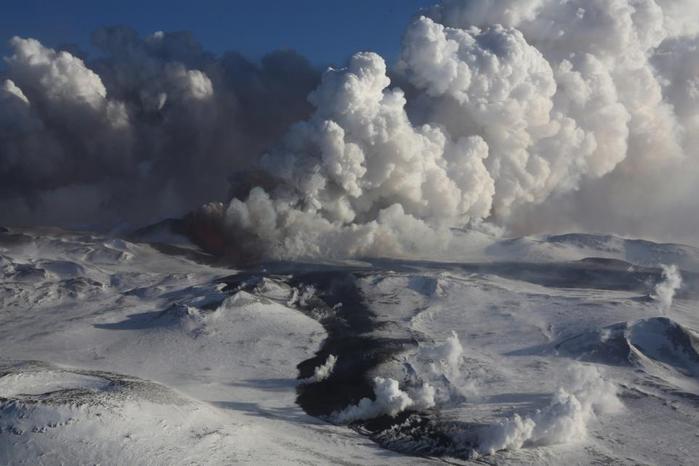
[219,267,477,458]
[291,271,411,416]
[218,268,409,416]
[216,259,683,460]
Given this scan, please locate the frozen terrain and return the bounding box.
[2,226,699,464]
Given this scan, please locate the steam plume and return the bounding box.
[474,364,622,455]
[2,1,699,258]
[217,0,699,261]
[652,264,682,313]
[0,29,318,229]
[300,354,337,384]
[332,377,435,423]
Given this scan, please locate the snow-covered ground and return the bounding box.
[2,226,699,464]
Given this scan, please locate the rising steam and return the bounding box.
[652,264,682,313]
[2,1,699,259]
[474,364,622,455]
[332,377,436,424]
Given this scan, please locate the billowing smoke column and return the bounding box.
[221,0,699,260]
[2,0,699,259]
[221,51,494,260]
[0,28,319,228]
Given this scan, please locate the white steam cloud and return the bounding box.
[421,331,464,379]
[332,377,435,424]
[652,264,682,313]
[407,331,471,405]
[216,0,699,261]
[3,1,699,256]
[300,354,337,384]
[474,364,622,456]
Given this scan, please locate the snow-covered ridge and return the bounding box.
[490,233,699,271]
[558,317,699,378]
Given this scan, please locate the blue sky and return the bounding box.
[0,0,435,66]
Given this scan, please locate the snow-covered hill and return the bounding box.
[2,226,698,464]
